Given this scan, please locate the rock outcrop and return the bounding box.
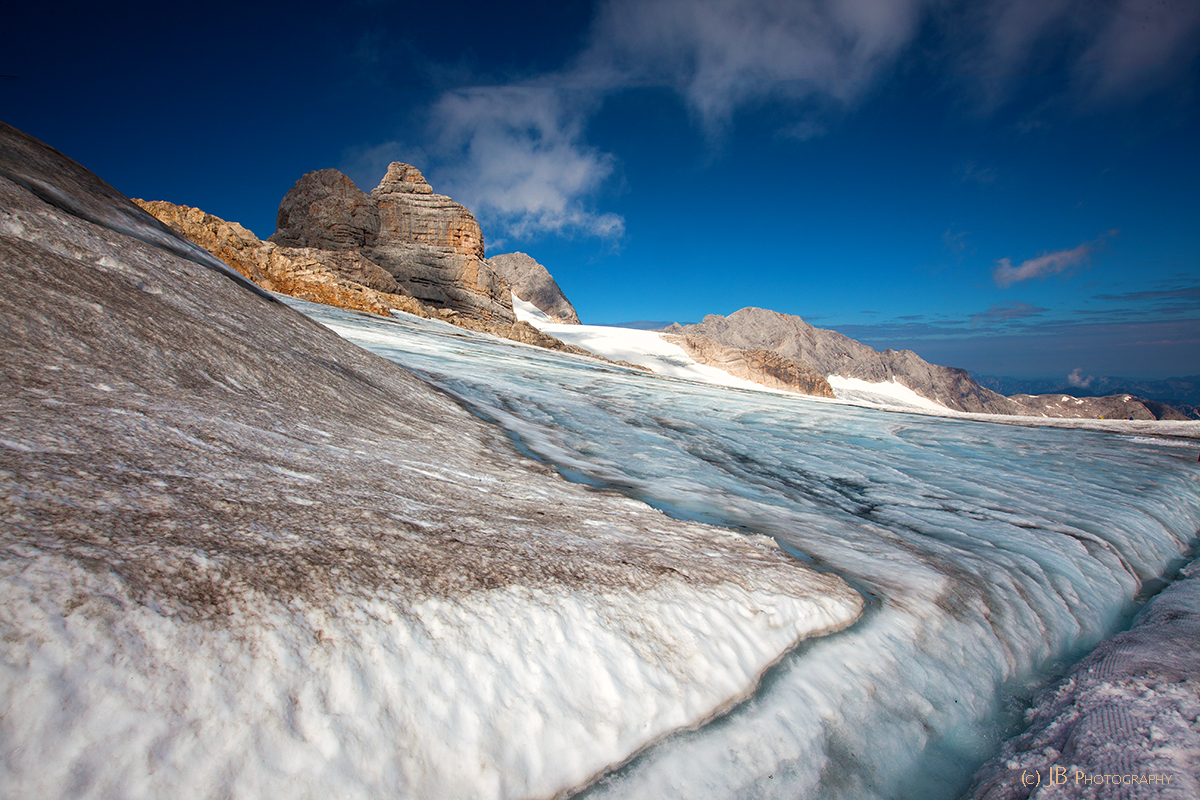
[270,168,380,251]
[136,201,634,366]
[136,200,404,317]
[666,308,1187,419]
[489,251,581,324]
[270,163,514,323]
[662,333,834,398]
[666,308,1021,413]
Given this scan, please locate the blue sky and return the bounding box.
[5,0,1198,380]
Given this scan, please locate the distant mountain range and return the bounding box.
[974,374,1200,407]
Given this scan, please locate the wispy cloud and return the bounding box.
[427,87,624,242]
[992,234,1113,288]
[942,227,970,257]
[578,0,931,135]
[970,300,1049,325]
[366,0,1200,243]
[958,161,997,184]
[1067,366,1094,387]
[1092,285,1200,304]
[833,317,1200,378]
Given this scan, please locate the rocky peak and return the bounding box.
[372,162,434,196]
[270,169,380,251]
[369,162,486,262]
[489,251,581,325]
[676,308,1020,414]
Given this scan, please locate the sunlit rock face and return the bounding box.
[366,162,512,322]
[0,122,859,800]
[667,307,1022,413]
[270,167,381,251]
[269,162,514,322]
[662,332,835,397]
[490,251,582,324]
[138,198,403,312]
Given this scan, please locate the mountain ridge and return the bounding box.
[662,308,1190,419]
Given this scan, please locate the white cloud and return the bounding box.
[1067,366,1094,388]
[367,0,1199,244]
[992,241,1100,288]
[427,87,624,243]
[580,0,931,134]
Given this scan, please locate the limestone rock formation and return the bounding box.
[489,251,581,324]
[270,168,380,251]
[269,163,513,323]
[136,200,401,316]
[662,333,834,398]
[137,203,616,363]
[667,308,1021,413]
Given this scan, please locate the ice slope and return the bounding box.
[0,126,863,800]
[306,299,1200,800]
[514,296,779,393]
[966,557,1200,799]
[825,374,952,412]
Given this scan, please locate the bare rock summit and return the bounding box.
[489,251,581,324]
[667,308,1185,419]
[271,168,380,251]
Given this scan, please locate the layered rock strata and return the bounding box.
[662,333,834,398]
[489,251,581,324]
[270,163,514,323]
[135,200,643,367]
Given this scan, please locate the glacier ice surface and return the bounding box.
[303,298,1200,800]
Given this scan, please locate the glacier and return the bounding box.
[298,298,1200,799]
[2,117,1197,799]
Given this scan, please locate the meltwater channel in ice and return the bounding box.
[287,298,1200,800]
